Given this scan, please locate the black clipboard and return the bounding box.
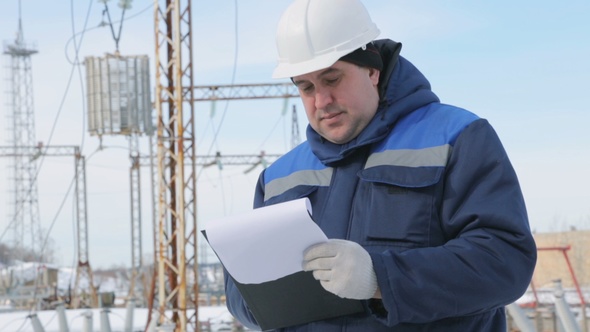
[202,230,365,330]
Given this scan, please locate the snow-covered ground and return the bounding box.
[0,306,248,332]
[2,262,589,331]
[1,262,141,294]
[0,262,241,331]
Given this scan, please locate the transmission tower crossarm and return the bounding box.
[137,152,281,167]
[193,82,299,101]
[0,145,80,157]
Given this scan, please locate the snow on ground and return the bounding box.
[0,306,245,332]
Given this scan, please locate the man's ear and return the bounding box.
[369,67,380,86]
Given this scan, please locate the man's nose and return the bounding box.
[314,88,333,110]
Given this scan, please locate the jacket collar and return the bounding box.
[307,39,440,165]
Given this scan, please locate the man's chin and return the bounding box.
[322,133,352,145]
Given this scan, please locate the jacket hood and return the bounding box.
[307,39,440,165]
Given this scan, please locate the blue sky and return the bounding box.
[0,0,589,269]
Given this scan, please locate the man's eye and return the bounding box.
[325,77,340,85]
[301,85,314,93]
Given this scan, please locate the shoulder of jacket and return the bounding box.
[379,103,480,150]
[264,142,328,184]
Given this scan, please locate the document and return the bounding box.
[204,198,326,284]
[202,198,364,330]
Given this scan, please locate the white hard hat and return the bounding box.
[272,0,381,79]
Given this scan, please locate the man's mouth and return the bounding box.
[322,112,343,120]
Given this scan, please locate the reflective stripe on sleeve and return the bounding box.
[264,168,333,201]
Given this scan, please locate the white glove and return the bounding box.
[302,239,378,300]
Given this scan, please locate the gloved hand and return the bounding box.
[302,239,378,300]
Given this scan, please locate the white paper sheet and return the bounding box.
[203,198,327,284]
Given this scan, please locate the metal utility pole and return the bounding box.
[150,1,198,331]
[148,1,299,330]
[128,134,146,305]
[71,150,98,309]
[2,1,42,261]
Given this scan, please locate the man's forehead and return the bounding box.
[293,63,347,84]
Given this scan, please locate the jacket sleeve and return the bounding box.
[222,173,266,330]
[223,273,261,330]
[370,119,537,325]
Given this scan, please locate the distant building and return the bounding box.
[532,230,589,289]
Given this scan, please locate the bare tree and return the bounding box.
[0,239,56,265]
[0,242,13,265]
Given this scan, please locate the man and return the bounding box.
[224,0,537,330]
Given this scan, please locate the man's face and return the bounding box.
[292,61,381,144]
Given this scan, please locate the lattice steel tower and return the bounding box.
[2,4,42,260]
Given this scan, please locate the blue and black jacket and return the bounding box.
[225,39,537,331]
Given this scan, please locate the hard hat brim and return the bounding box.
[272,49,352,79]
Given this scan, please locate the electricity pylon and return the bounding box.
[2,3,42,261]
[148,1,299,331]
